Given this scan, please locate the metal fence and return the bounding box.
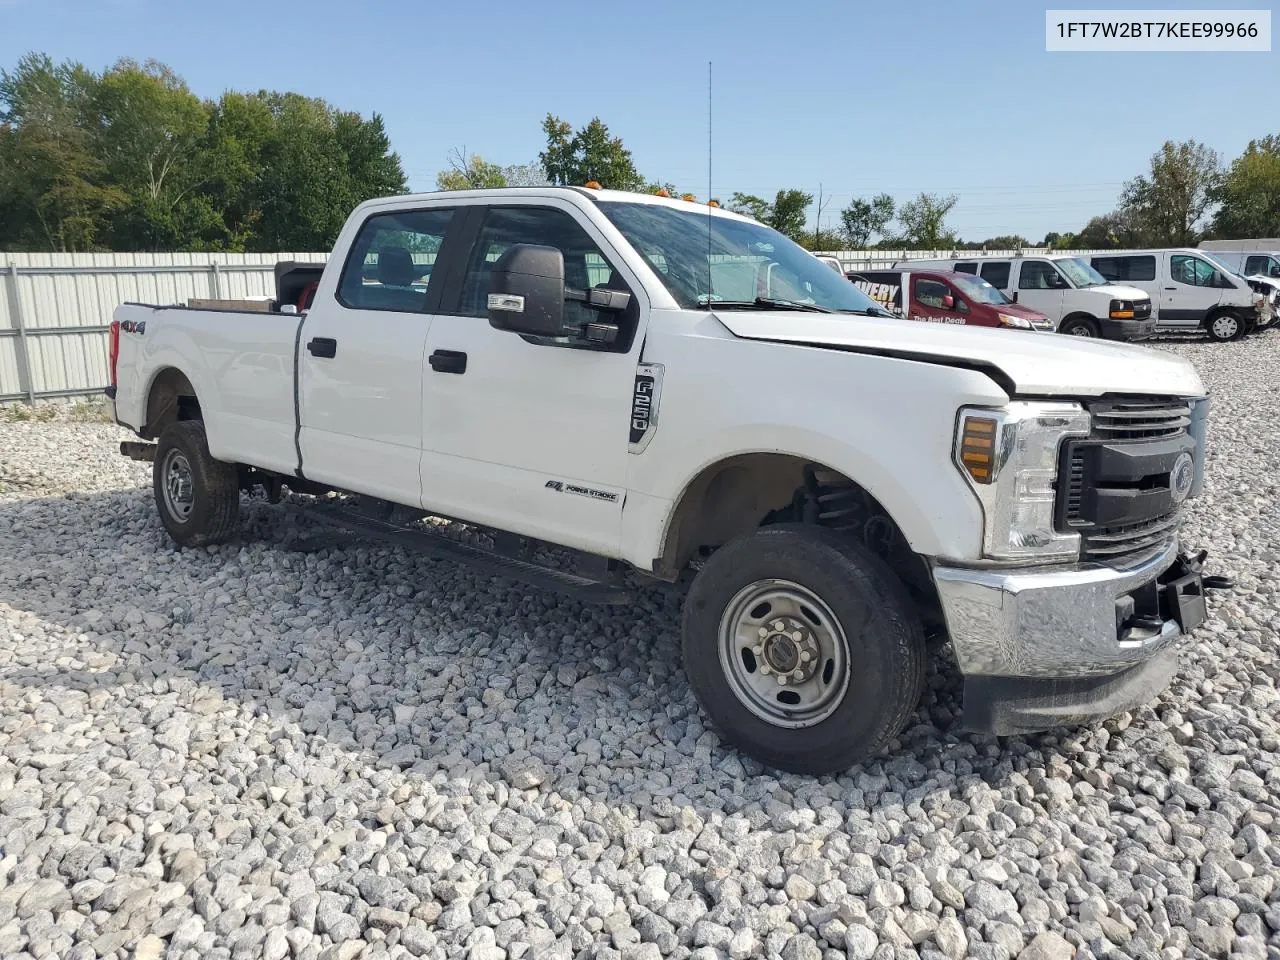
[0,252,326,404]
[1,247,1102,404]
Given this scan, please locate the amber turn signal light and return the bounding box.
[959,416,998,483]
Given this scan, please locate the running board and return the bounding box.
[299,504,632,605]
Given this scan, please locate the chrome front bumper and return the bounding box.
[932,538,1188,680]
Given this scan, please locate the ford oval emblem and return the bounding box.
[1171,452,1195,505]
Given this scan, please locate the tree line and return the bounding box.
[4,50,1278,253]
[0,53,406,252]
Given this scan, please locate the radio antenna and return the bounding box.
[706,60,713,304]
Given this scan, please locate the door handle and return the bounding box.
[307,337,337,358]
[429,349,467,374]
[1163,286,1177,290]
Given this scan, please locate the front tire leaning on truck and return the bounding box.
[152,421,241,547]
[681,524,926,775]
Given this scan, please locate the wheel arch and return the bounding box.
[650,452,941,621]
[142,366,203,439]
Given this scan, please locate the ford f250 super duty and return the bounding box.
[106,187,1228,774]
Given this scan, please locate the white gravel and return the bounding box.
[2,338,1279,960]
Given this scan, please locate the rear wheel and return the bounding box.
[681,524,926,775]
[1060,315,1100,338]
[1205,310,1244,342]
[153,421,240,546]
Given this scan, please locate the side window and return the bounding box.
[915,278,950,309]
[1019,261,1063,290]
[1170,254,1218,287]
[979,262,1011,288]
[338,209,454,312]
[457,206,623,326]
[1092,255,1155,282]
[953,262,978,275]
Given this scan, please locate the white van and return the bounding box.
[1085,249,1269,342]
[1197,249,1280,279]
[895,254,1154,341]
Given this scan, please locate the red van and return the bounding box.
[849,268,1055,332]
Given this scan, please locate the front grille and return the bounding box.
[1064,453,1085,521]
[1133,300,1152,320]
[1080,513,1182,560]
[1091,400,1190,441]
[1062,397,1194,565]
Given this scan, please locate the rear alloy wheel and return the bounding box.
[1060,316,1099,338]
[1206,311,1243,342]
[681,524,926,775]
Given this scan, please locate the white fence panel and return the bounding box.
[0,252,328,402]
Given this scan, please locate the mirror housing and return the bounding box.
[941,294,955,309]
[1011,291,1019,303]
[487,244,568,336]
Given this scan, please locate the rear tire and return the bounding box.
[153,421,240,547]
[1205,310,1245,342]
[1060,315,1100,338]
[681,524,926,775]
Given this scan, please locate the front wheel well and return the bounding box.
[143,368,202,439]
[655,454,939,623]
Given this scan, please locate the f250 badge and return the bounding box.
[629,362,664,454]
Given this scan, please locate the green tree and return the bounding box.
[1211,134,1280,239]
[1119,139,1221,246]
[839,193,895,247]
[892,193,958,248]
[91,59,218,249]
[539,114,645,191]
[728,189,813,242]
[0,52,123,251]
[249,93,406,251]
[436,148,507,190]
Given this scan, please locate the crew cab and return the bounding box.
[900,253,1156,341]
[849,268,1054,332]
[106,187,1226,775]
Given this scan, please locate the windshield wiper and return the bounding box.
[701,297,836,313]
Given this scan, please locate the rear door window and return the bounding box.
[979,262,1011,288]
[338,209,456,312]
[953,262,978,275]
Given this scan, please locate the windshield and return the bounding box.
[597,201,882,314]
[950,273,1011,305]
[1200,251,1242,277]
[1057,257,1109,287]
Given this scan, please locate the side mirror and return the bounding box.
[487,244,567,336]
[941,294,955,309]
[1011,291,1019,303]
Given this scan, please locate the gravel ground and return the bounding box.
[1,338,1279,960]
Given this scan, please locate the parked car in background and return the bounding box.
[850,268,1054,331]
[1196,248,1280,279]
[1086,249,1271,341]
[896,254,1154,341]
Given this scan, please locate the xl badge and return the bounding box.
[1171,452,1195,504]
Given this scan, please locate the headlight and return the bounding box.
[1109,299,1135,319]
[996,313,1031,329]
[955,402,1091,561]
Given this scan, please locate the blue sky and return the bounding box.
[1,0,1275,241]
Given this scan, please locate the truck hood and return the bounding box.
[714,311,1205,398]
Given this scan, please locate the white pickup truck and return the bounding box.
[107,187,1228,774]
